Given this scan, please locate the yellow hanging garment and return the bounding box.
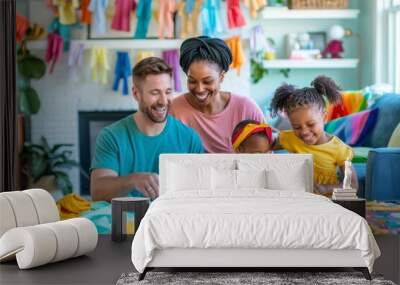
[178,1,189,38]
[225,36,245,75]
[106,0,115,21]
[178,0,202,38]
[136,51,155,62]
[53,0,79,25]
[244,0,266,18]
[57,193,91,220]
[191,0,202,36]
[90,47,110,84]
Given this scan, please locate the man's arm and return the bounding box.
[90,169,159,201]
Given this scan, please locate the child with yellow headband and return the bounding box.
[231,120,273,153]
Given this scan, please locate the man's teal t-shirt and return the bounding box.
[91,115,204,196]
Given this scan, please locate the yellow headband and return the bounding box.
[232,123,272,150]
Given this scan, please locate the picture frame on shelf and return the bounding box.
[286,32,322,60]
[309,32,327,53]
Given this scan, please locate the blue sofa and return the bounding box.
[352,94,400,200]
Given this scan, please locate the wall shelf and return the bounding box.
[261,8,360,19]
[27,39,184,50]
[262,59,359,69]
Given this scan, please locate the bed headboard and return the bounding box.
[159,154,313,195]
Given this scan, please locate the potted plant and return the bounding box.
[21,136,87,195]
[16,14,47,115]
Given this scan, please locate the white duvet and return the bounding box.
[131,190,380,273]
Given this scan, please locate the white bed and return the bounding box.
[131,154,380,280]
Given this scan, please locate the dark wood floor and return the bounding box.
[0,235,135,285]
[374,234,400,284]
[0,235,398,285]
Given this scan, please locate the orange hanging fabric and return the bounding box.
[225,36,245,75]
[244,0,266,18]
[16,13,30,43]
[80,0,92,24]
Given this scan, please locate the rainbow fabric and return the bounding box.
[325,91,368,122]
[324,108,379,146]
[231,123,272,150]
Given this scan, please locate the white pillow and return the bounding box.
[266,168,307,191]
[236,169,268,189]
[237,158,308,192]
[211,168,236,190]
[167,162,212,192]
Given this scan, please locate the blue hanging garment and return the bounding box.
[185,0,195,14]
[134,0,153,39]
[112,52,132,95]
[201,0,222,37]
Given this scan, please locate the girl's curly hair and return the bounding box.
[270,76,342,116]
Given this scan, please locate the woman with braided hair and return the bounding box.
[270,75,358,196]
[170,36,264,153]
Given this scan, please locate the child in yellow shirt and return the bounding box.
[231,119,273,153]
[270,76,358,196]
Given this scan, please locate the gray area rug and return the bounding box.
[116,271,396,285]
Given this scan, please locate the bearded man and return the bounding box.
[91,57,204,201]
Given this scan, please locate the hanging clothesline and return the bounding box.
[28,39,185,50]
[27,30,252,50]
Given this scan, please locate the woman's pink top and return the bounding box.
[170,94,264,153]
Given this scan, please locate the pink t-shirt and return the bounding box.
[170,94,264,153]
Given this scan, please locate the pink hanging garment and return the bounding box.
[162,49,181,92]
[45,32,64,74]
[158,0,176,39]
[227,0,246,29]
[111,0,136,32]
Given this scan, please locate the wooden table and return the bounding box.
[332,198,366,218]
